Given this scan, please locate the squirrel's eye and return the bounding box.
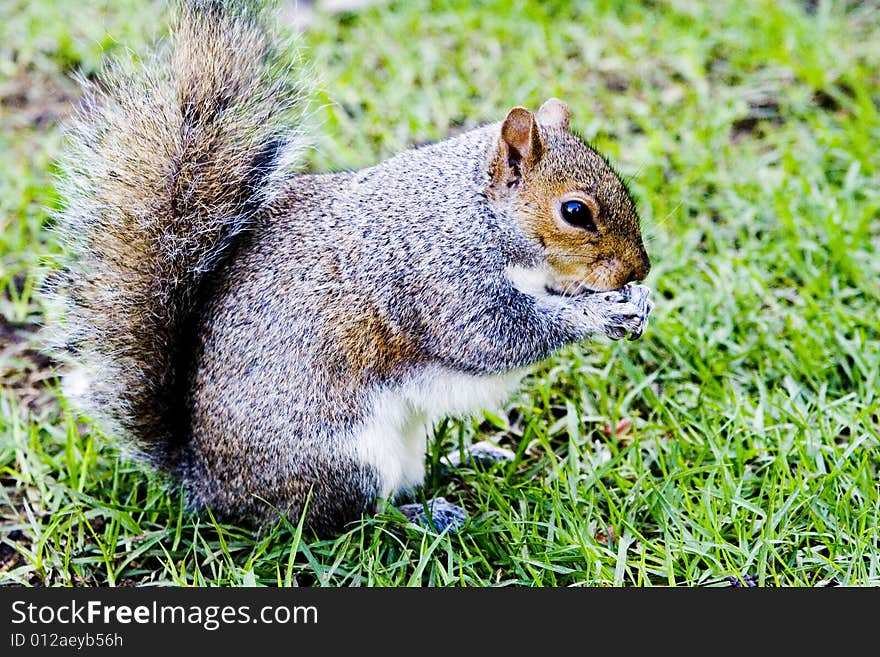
[560,200,597,231]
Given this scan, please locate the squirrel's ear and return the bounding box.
[497,107,543,186]
[537,98,570,130]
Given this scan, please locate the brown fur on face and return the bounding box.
[489,99,650,293]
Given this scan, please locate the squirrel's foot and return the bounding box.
[397,497,467,533]
[443,440,516,469]
[585,283,653,341]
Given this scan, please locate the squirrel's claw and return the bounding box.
[627,287,654,341]
[591,284,653,341]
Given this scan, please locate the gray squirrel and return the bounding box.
[49,0,653,536]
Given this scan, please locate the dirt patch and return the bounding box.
[730,94,782,143]
[0,529,29,583]
[811,80,855,113]
[0,67,81,131]
[282,0,389,31]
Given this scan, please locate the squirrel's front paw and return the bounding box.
[586,284,653,341]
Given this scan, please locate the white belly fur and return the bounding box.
[355,366,527,500]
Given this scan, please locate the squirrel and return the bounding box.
[48,0,653,536]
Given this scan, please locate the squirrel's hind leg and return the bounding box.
[394,442,515,532]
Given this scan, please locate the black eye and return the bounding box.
[560,200,597,230]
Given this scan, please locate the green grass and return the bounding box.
[1,0,879,587]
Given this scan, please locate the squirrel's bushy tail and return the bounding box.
[48,0,311,469]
